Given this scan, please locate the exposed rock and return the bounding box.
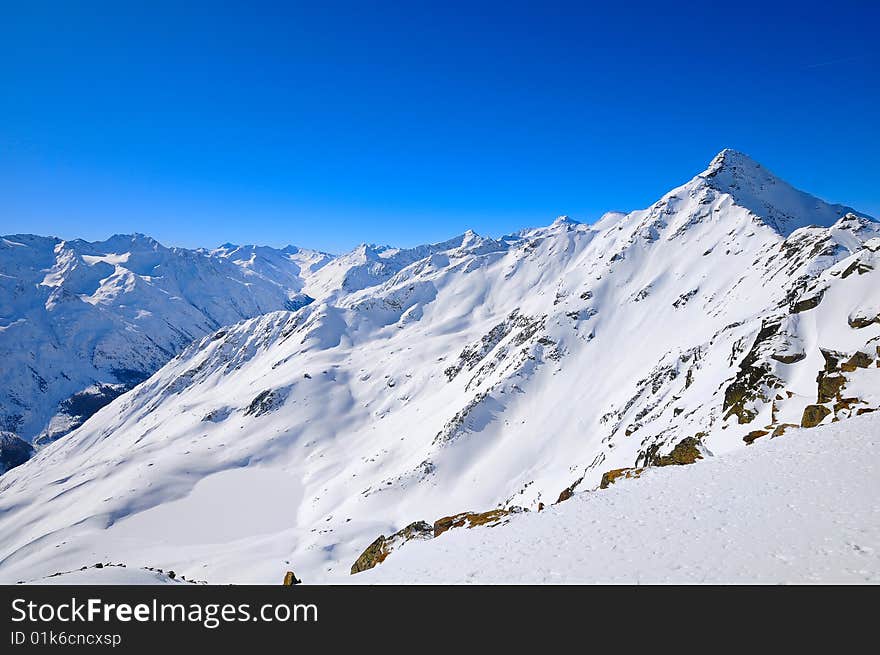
[770,352,806,364]
[0,431,35,474]
[772,423,799,437]
[833,397,861,415]
[648,436,704,466]
[35,382,133,446]
[433,509,517,538]
[841,258,874,279]
[555,476,584,504]
[556,488,573,503]
[801,404,831,428]
[817,373,846,404]
[820,348,845,372]
[848,312,879,329]
[350,520,433,574]
[599,467,643,489]
[282,570,302,586]
[350,536,389,574]
[243,388,288,417]
[841,351,873,372]
[723,320,784,424]
[791,290,824,314]
[743,429,769,445]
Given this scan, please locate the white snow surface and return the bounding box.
[0,150,877,585]
[20,565,189,585]
[359,413,880,584]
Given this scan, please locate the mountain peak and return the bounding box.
[693,149,866,237]
[551,215,579,227]
[703,148,763,178]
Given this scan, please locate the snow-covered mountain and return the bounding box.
[0,150,877,584]
[0,234,324,447]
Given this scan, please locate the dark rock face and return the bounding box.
[771,352,806,364]
[282,571,302,585]
[791,290,824,314]
[34,383,131,447]
[817,373,846,404]
[243,388,288,417]
[723,320,784,424]
[0,431,34,474]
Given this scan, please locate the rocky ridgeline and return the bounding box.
[350,437,706,575]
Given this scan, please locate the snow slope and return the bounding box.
[359,412,880,584]
[0,150,876,585]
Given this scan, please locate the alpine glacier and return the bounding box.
[1,150,877,584]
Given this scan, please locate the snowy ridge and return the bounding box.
[0,150,877,584]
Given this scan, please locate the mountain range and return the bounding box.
[0,149,878,584]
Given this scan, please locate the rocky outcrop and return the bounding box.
[723,320,785,424]
[350,521,433,574]
[0,431,34,474]
[648,436,703,467]
[848,312,879,329]
[282,570,302,585]
[791,290,824,314]
[841,351,874,372]
[599,467,644,489]
[433,509,518,538]
[555,476,584,504]
[743,429,770,445]
[243,387,288,417]
[771,352,806,364]
[817,373,846,404]
[801,404,831,428]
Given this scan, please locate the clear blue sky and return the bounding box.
[2,1,878,253]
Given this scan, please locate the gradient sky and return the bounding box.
[2,1,878,253]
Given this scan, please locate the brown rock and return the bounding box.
[555,476,584,504]
[772,423,799,437]
[801,404,831,428]
[817,373,845,403]
[840,351,873,372]
[743,429,769,445]
[556,488,573,504]
[650,437,704,466]
[350,520,433,574]
[282,571,302,586]
[849,314,879,329]
[433,509,513,538]
[599,467,643,489]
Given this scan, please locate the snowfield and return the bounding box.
[0,150,877,585]
[359,412,880,584]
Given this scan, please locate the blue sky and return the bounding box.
[2,1,878,253]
